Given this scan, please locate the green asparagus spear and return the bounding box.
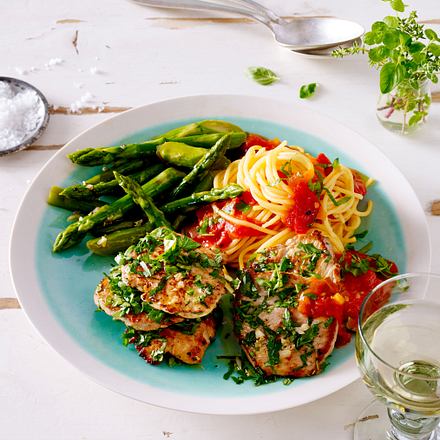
[193,172,214,192]
[85,159,146,185]
[90,219,145,237]
[170,134,230,200]
[114,172,172,229]
[53,167,184,252]
[161,184,243,214]
[68,129,245,168]
[157,142,230,170]
[169,132,245,149]
[154,120,244,139]
[68,138,164,166]
[60,164,165,200]
[86,224,153,256]
[47,186,106,212]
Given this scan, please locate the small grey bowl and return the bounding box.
[0,76,50,157]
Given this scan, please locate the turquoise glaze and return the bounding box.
[36,117,406,397]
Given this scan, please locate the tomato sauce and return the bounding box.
[315,152,333,177]
[187,191,263,249]
[297,250,397,346]
[244,134,279,151]
[284,178,320,234]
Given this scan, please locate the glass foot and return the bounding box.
[353,400,440,440]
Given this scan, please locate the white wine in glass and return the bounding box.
[355,273,440,440]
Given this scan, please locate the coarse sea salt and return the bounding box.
[69,91,95,113]
[0,81,45,151]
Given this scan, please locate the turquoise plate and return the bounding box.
[11,95,430,414]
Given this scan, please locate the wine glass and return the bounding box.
[355,272,440,440]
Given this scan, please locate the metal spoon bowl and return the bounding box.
[0,77,50,157]
[270,17,364,51]
[133,0,364,56]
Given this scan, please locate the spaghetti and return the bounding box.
[211,142,373,267]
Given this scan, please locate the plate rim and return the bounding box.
[9,93,432,415]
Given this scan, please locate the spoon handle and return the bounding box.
[132,0,278,27]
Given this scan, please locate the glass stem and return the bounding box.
[387,408,439,440]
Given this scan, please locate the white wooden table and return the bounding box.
[1,1,439,438]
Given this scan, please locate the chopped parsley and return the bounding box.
[370,254,395,277]
[235,200,251,213]
[294,323,320,349]
[266,333,282,366]
[107,269,167,323]
[219,354,279,386]
[243,330,257,347]
[296,242,326,276]
[323,317,334,328]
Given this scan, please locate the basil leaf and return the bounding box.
[408,41,425,54]
[380,62,405,93]
[408,112,423,126]
[299,82,318,99]
[383,31,400,49]
[390,0,405,12]
[428,42,440,57]
[372,21,388,34]
[383,15,399,28]
[364,31,379,45]
[369,46,390,62]
[248,66,279,86]
[425,29,438,41]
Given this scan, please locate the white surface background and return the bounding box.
[1,0,439,439]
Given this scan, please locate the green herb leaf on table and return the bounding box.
[299,83,318,99]
[389,0,405,12]
[248,66,279,86]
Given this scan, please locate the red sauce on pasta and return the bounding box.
[284,178,320,234]
[187,192,262,248]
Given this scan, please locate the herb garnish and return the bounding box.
[235,200,251,213]
[296,242,325,276]
[219,354,279,386]
[107,269,167,322]
[122,327,167,363]
[299,83,318,99]
[248,66,279,86]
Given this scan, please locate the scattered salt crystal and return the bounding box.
[74,82,84,89]
[15,66,39,75]
[48,58,64,67]
[77,68,84,73]
[44,58,64,70]
[0,81,45,150]
[69,91,95,113]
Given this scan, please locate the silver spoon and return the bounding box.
[133,0,364,55]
